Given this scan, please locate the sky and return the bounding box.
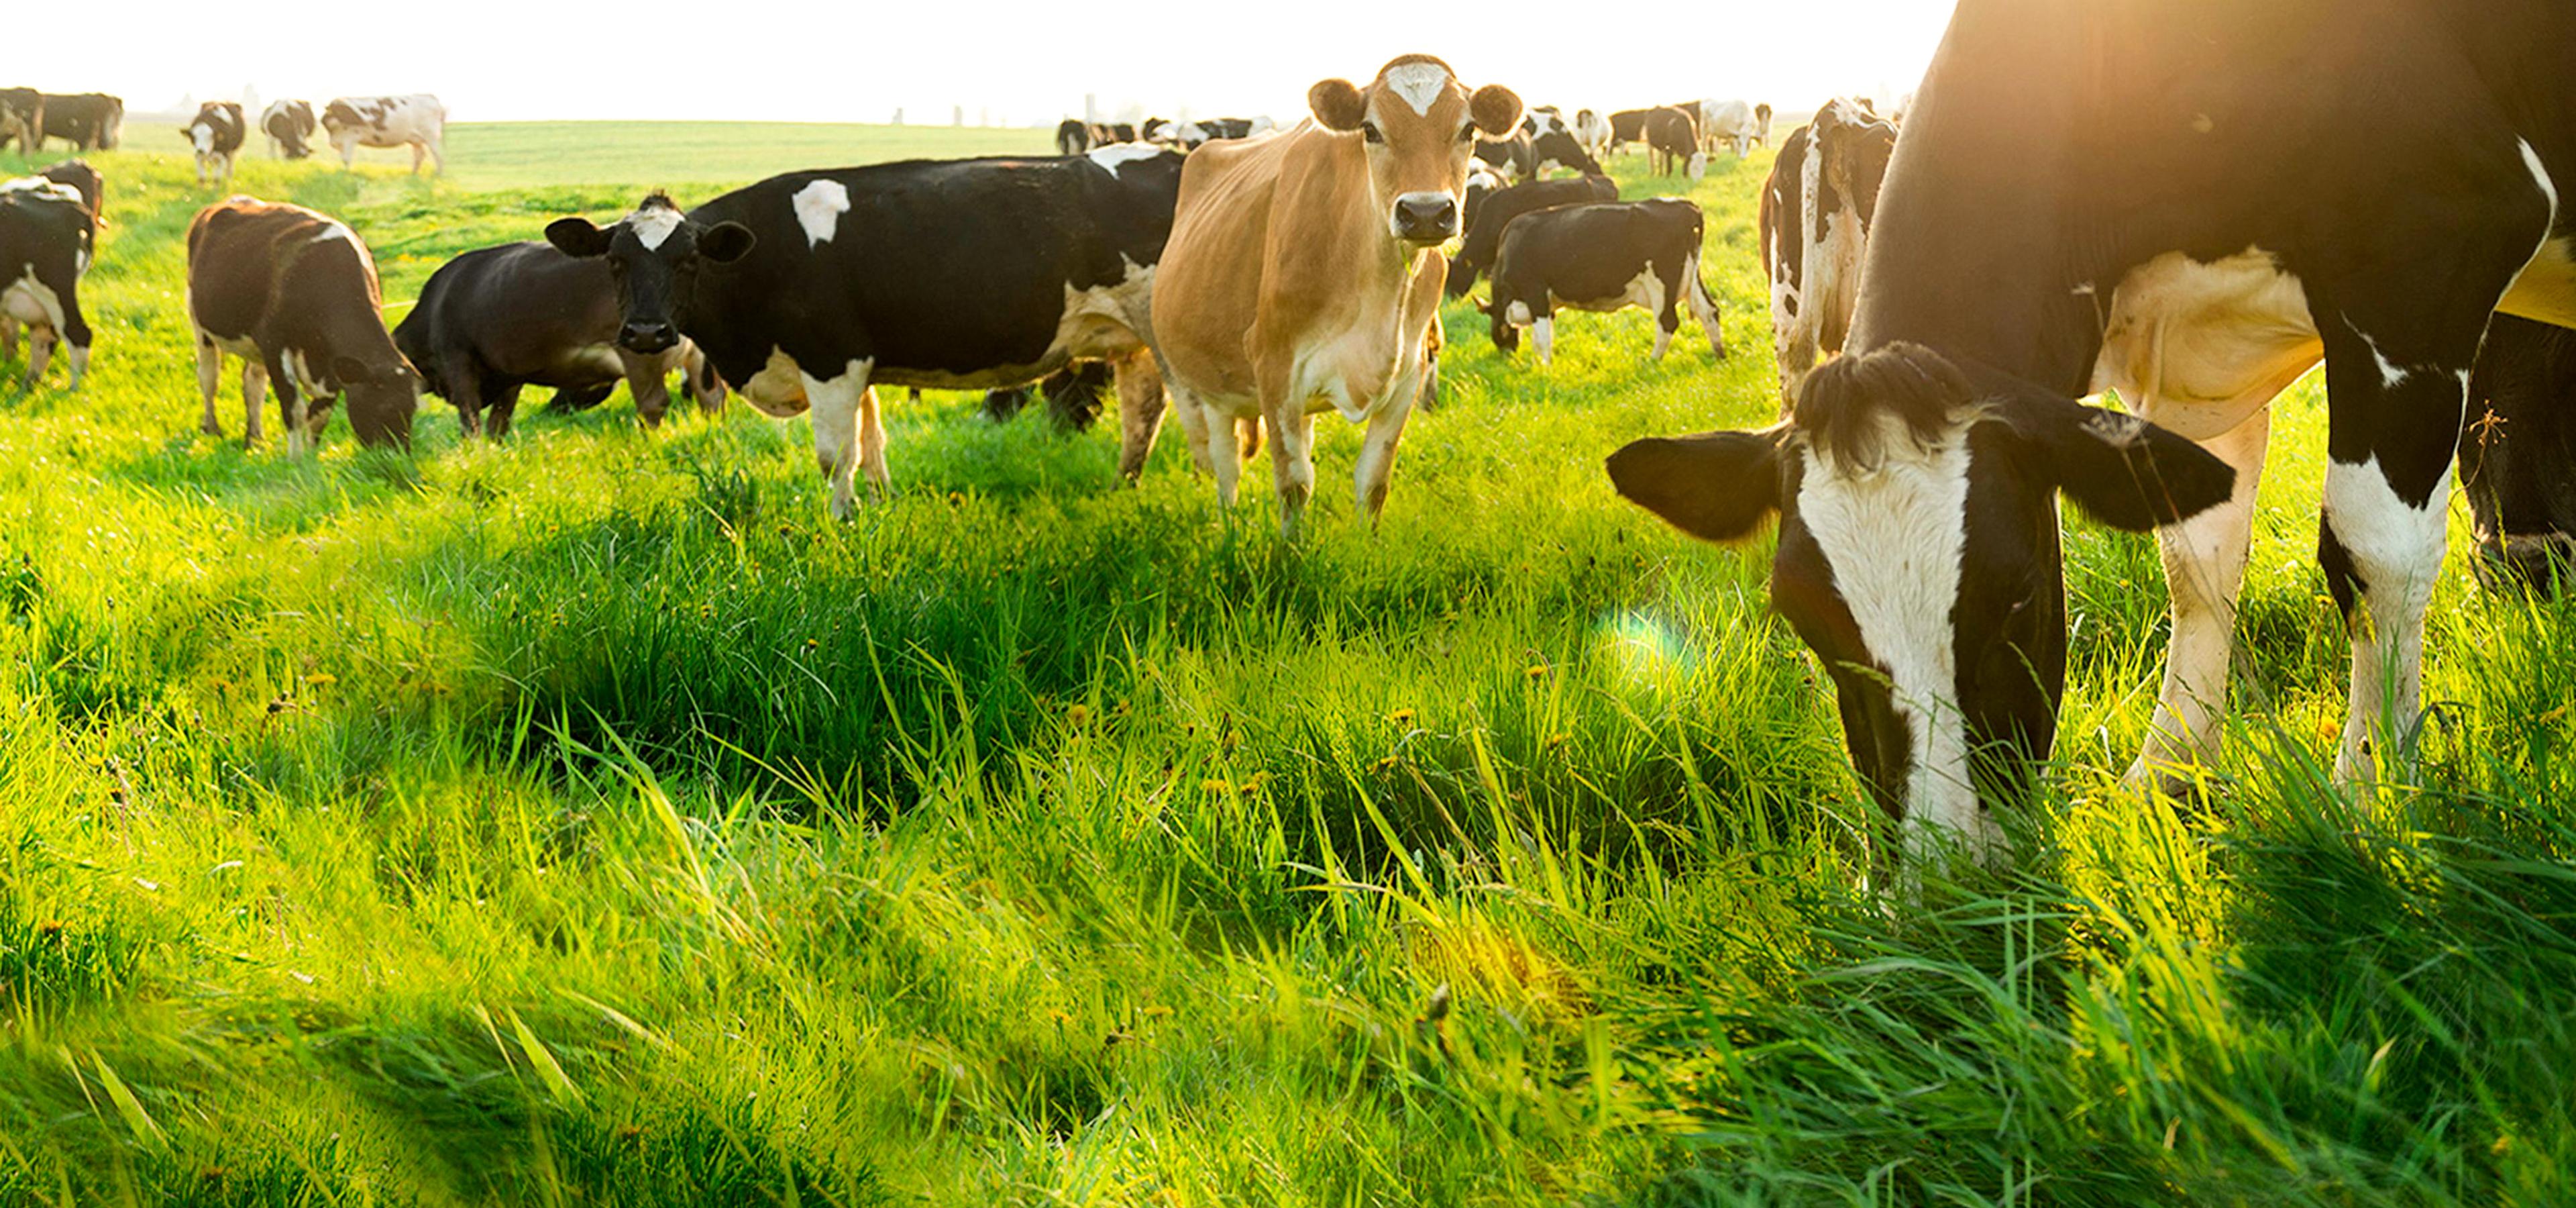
[64,1,1955,125]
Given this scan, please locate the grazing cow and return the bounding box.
[0,89,40,154]
[322,95,445,174]
[187,198,419,451]
[185,102,248,191]
[1696,99,1769,156]
[544,145,1189,518]
[1483,198,1725,366]
[1474,130,1534,183]
[1610,0,2576,868]
[2460,316,2576,587]
[1609,108,1652,153]
[1761,98,1900,405]
[394,241,724,437]
[1166,117,1271,149]
[1644,106,1705,179]
[38,93,121,152]
[1150,54,1523,530]
[0,178,94,390]
[1057,119,1093,155]
[1574,108,1613,162]
[1529,125,1602,178]
[1523,107,1566,138]
[262,99,317,159]
[36,160,101,221]
[1444,173,1619,297]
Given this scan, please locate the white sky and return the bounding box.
[69,1,1953,125]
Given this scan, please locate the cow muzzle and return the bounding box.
[620,320,679,355]
[1391,192,1459,244]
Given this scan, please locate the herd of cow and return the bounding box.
[11,0,2576,876]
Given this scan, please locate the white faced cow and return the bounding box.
[185,102,247,191]
[322,95,445,174]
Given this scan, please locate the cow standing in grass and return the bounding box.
[186,103,248,191]
[323,95,445,174]
[0,177,93,390]
[0,89,40,154]
[263,100,317,160]
[187,198,419,451]
[1483,198,1725,366]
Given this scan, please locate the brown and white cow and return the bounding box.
[186,198,419,452]
[262,99,317,159]
[185,102,248,191]
[322,95,445,174]
[1762,98,1900,407]
[1148,55,1523,531]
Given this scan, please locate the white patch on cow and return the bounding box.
[310,222,354,245]
[282,348,333,399]
[1382,63,1451,116]
[2,269,64,334]
[192,122,215,154]
[1503,299,1532,326]
[2523,138,2559,217]
[629,204,684,251]
[791,180,851,248]
[2324,452,2455,781]
[2090,248,2321,442]
[1795,419,1993,858]
[1086,143,1167,177]
[2070,282,2096,297]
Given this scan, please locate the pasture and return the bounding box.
[2,119,2573,1205]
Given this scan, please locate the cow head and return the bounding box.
[1817,99,1898,223]
[1308,55,1521,246]
[1607,343,2235,864]
[339,354,421,448]
[546,192,755,355]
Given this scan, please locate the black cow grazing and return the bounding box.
[36,160,102,221]
[38,93,121,152]
[1483,198,1725,366]
[1608,108,1652,153]
[0,89,40,154]
[394,241,725,438]
[185,102,248,191]
[1529,127,1602,178]
[1643,106,1704,180]
[262,99,317,159]
[2461,316,2576,587]
[1761,98,1899,406]
[1473,130,1534,183]
[187,198,419,452]
[1444,174,1619,298]
[1056,119,1092,156]
[0,177,95,390]
[1611,0,2576,871]
[544,144,1190,519]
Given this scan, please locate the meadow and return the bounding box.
[1,119,2573,1205]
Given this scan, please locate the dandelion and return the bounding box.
[1200,778,1231,795]
[1525,664,1548,680]
[1387,707,1415,725]
[1372,756,1398,774]
[1067,703,1091,726]
[303,673,336,687]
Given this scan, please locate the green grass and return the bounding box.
[3,126,2575,1205]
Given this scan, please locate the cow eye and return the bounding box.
[1457,123,1476,143]
[1361,122,1385,145]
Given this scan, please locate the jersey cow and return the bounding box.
[1483,198,1725,366]
[323,95,445,174]
[187,198,419,452]
[1444,173,1619,297]
[1150,55,1523,531]
[263,99,317,159]
[0,177,94,390]
[1611,0,2576,868]
[394,241,724,437]
[544,146,1189,518]
[186,102,247,191]
[1762,98,1899,406]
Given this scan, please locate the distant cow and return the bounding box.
[394,241,724,438]
[1056,119,1092,155]
[0,177,95,390]
[185,102,248,191]
[186,198,419,451]
[1483,199,1725,367]
[545,145,1190,518]
[1644,106,1704,179]
[38,93,121,152]
[1474,130,1534,183]
[0,89,39,154]
[1444,173,1619,297]
[1760,97,1898,405]
[1573,108,1613,162]
[1529,125,1601,177]
[322,95,445,174]
[1152,55,1523,530]
[1462,166,1504,238]
[262,99,317,159]
[35,160,101,221]
[2461,316,2576,587]
[1696,99,1769,156]
[1609,108,1652,153]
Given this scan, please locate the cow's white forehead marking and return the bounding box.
[1382,63,1452,116]
[792,179,851,248]
[629,203,684,251]
[1086,143,1167,176]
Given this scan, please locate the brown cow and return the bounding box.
[1148,54,1521,531]
[186,198,418,452]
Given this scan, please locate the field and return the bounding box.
[3,120,2574,1205]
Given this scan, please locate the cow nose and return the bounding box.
[621,321,677,353]
[1394,194,1458,241]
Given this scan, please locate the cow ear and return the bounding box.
[545,216,612,258]
[699,221,757,264]
[1470,85,1524,138]
[1309,79,1366,132]
[1607,427,1787,544]
[1995,395,2236,532]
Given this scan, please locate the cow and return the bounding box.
[1462,165,1504,238]
[543,145,1190,519]
[1696,99,1769,156]
[1644,106,1705,180]
[186,198,419,452]
[1091,122,1139,146]
[1523,106,1567,138]
[38,93,120,152]
[1474,130,1534,183]
[1529,125,1603,178]
[1444,174,1619,297]
[1165,117,1272,150]
[322,95,445,174]
[2460,316,2576,588]
[1609,108,1653,154]
[1150,54,1523,532]
[35,160,101,221]
[394,241,725,438]
[1608,0,2576,871]
[1761,98,1900,405]
[1574,108,1613,162]
[0,89,39,154]
[0,178,93,391]
[1057,119,1093,155]
[185,102,248,191]
[262,99,317,159]
[1482,198,1725,367]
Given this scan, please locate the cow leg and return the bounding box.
[410,142,425,175]
[23,326,52,386]
[2,315,17,360]
[1684,256,1727,360]
[1533,313,1557,367]
[1354,379,1418,523]
[442,354,487,437]
[1265,402,1318,532]
[270,367,305,456]
[426,136,445,174]
[1112,347,1167,481]
[800,359,878,520]
[686,352,727,413]
[239,360,268,444]
[2129,407,2271,793]
[197,338,225,436]
[482,381,525,440]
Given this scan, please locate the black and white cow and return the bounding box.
[1574,109,1613,162]
[1444,174,1619,298]
[1611,0,2576,867]
[262,99,317,159]
[1762,98,1899,405]
[544,145,1189,518]
[1462,166,1504,240]
[1644,106,1705,180]
[0,177,94,390]
[1482,198,1725,366]
[1529,123,1603,178]
[35,160,101,222]
[323,95,445,173]
[1164,116,1272,149]
[0,89,40,154]
[1608,108,1653,154]
[38,93,121,152]
[2460,315,2576,587]
[184,102,247,191]
[1474,130,1534,183]
[394,241,724,437]
[1057,119,1093,155]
